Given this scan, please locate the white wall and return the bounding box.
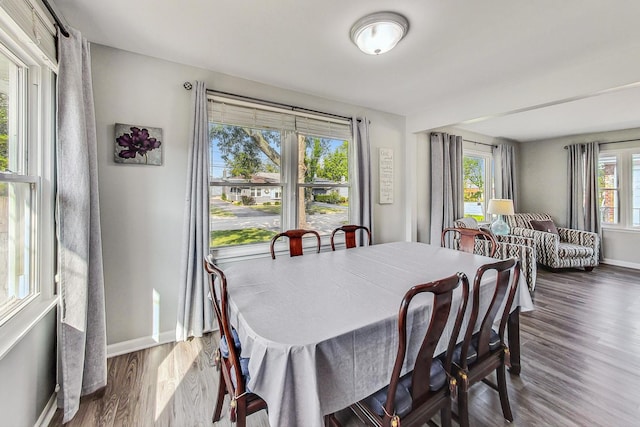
[90,44,407,349]
[520,128,640,268]
[0,309,56,427]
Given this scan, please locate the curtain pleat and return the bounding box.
[499,144,519,211]
[567,144,586,230]
[354,118,373,242]
[56,27,107,423]
[176,81,212,341]
[430,132,463,244]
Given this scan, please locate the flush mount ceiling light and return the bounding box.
[350,11,409,55]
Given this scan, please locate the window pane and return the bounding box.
[302,137,349,183]
[209,124,281,182]
[0,181,34,321]
[210,185,281,247]
[298,186,349,235]
[209,123,282,247]
[633,154,640,226]
[598,154,618,224]
[0,51,22,174]
[463,155,486,220]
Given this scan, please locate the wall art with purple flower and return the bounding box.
[114,123,163,165]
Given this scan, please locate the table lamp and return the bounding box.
[487,199,514,235]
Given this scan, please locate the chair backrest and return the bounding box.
[270,229,321,259]
[203,256,246,395]
[383,272,470,422]
[441,227,498,257]
[330,225,371,250]
[504,213,553,229]
[458,258,520,368]
[454,217,480,229]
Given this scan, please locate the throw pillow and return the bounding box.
[530,219,559,234]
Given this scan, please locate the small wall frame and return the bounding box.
[114,123,163,165]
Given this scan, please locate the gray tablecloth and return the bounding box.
[223,241,534,427]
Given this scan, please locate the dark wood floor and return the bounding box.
[49,264,640,426]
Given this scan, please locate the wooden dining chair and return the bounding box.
[203,256,267,427]
[350,272,470,427]
[441,227,498,257]
[269,228,321,259]
[330,224,371,250]
[453,258,520,427]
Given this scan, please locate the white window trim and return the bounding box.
[0,14,57,360]
[600,146,640,232]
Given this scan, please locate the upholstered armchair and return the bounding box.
[503,213,599,271]
[453,218,537,294]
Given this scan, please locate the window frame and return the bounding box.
[599,147,640,231]
[462,148,494,222]
[0,19,56,359]
[208,96,354,262]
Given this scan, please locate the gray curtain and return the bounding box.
[496,143,519,211]
[583,142,601,236]
[430,132,463,244]
[567,141,601,255]
[354,117,373,242]
[56,27,107,422]
[567,144,586,230]
[176,81,211,341]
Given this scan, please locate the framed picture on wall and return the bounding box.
[114,123,163,165]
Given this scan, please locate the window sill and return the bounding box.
[0,296,58,361]
[601,226,640,234]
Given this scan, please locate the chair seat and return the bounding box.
[365,359,446,418]
[230,357,252,391]
[219,328,241,358]
[471,329,501,354]
[558,242,594,258]
[449,342,478,366]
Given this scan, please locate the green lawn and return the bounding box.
[211,228,277,246]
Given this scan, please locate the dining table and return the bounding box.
[222,241,534,427]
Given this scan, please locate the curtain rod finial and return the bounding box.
[183,82,193,90]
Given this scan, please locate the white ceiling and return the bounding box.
[53,0,640,142]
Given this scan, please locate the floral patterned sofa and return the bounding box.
[453,217,537,294]
[503,213,599,271]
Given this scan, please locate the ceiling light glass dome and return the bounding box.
[350,12,409,55]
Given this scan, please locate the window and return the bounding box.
[463,151,493,221]
[208,97,352,251]
[0,47,36,324]
[598,149,640,228]
[0,41,54,331]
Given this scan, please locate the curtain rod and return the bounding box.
[463,139,498,148]
[563,138,640,149]
[41,0,69,37]
[182,82,351,122]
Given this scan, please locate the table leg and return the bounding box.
[508,306,521,375]
[324,414,342,427]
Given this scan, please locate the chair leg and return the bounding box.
[235,403,246,427]
[213,369,227,422]
[440,404,452,427]
[457,377,470,427]
[496,364,514,422]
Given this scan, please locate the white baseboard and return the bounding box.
[35,392,57,427]
[107,330,175,358]
[602,258,640,270]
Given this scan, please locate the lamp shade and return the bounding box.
[487,199,515,216]
[350,12,409,55]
